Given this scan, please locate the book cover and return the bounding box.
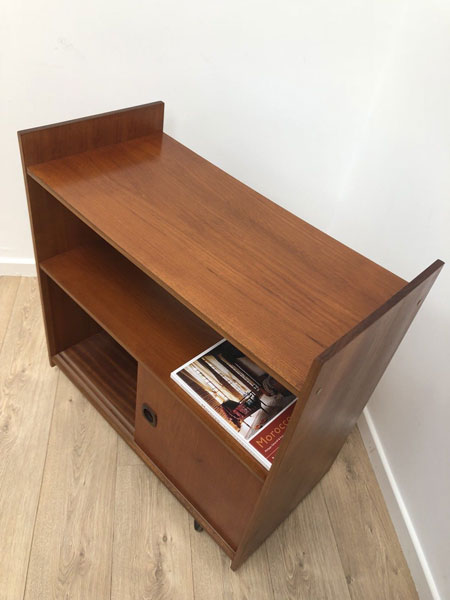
[170,339,296,469]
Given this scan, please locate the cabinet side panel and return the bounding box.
[42,275,101,357]
[27,178,97,262]
[18,101,164,166]
[17,101,164,360]
[232,260,443,568]
[22,178,100,360]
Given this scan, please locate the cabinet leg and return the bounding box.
[194,519,204,532]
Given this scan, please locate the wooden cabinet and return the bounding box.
[18,101,443,569]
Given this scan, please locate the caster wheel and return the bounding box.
[194,519,204,532]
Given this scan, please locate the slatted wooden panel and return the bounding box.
[232,259,443,568]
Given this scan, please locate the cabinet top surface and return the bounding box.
[28,132,406,391]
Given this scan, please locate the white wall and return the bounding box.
[326,3,450,598]
[1,0,449,597]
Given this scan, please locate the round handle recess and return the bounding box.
[142,404,157,427]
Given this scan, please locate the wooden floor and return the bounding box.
[0,277,418,600]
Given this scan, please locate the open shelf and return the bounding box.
[41,241,222,377]
[54,330,137,435]
[40,239,266,479]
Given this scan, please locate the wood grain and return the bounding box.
[18,101,164,166]
[53,345,237,559]
[189,528,274,600]
[26,131,406,392]
[18,103,163,366]
[321,428,418,600]
[266,485,352,600]
[41,272,101,358]
[135,365,263,550]
[111,464,194,600]
[40,241,221,379]
[117,434,143,467]
[25,178,97,264]
[0,278,59,600]
[41,242,266,477]
[55,330,137,432]
[24,373,118,600]
[0,276,20,351]
[232,260,443,568]
[21,168,99,362]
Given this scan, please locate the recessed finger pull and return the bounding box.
[142,403,157,427]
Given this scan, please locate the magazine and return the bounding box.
[170,339,296,469]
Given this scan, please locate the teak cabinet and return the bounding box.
[18,102,443,569]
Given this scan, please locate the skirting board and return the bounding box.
[0,257,36,276]
[358,408,441,600]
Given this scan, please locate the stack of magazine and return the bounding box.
[170,340,296,470]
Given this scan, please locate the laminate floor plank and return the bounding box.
[320,427,418,600]
[0,278,59,600]
[117,435,142,467]
[24,373,118,600]
[190,524,274,600]
[111,463,194,600]
[265,485,352,600]
[0,276,20,351]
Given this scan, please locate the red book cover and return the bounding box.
[249,401,296,464]
[170,339,296,470]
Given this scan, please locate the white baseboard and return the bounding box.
[0,257,36,276]
[358,409,441,600]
